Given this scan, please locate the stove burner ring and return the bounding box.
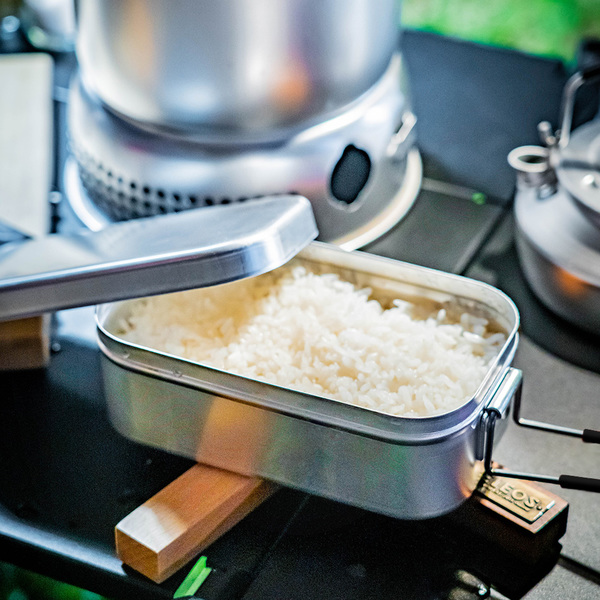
[65,57,422,249]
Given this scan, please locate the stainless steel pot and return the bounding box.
[96,243,521,520]
[76,0,400,139]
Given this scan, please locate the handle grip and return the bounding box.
[559,475,600,493]
[582,429,600,444]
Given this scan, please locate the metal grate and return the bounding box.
[74,149,258,221]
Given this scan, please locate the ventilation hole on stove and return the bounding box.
[238,197,248,203]
[107,171,113,179]
[159,206,167,214]
[189,195,198,205]
[204,197,214,206]
[173,193,181,203]
[157,189,165,199]
[221,198,231,205]
[330,144,371,205]
[130,182,137,190]
[144,200,152,210]
[143,186,151,195]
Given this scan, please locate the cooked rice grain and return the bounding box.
[119,266,505,417]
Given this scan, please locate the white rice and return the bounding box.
[117,266,505,417]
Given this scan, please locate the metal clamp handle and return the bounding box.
[480,368,522,471]
[482,369,600,493]
[511,379,600,444]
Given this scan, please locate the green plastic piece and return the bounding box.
[173,556,212,599]
[471,192,486,205]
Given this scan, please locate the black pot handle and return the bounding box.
[558,475,600,493]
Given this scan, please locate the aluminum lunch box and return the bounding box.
[97,242,521,520]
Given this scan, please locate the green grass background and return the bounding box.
[402,0,600,62]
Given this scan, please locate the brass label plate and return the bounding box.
[477,474,556,523]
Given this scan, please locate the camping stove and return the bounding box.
[64,54,422,250]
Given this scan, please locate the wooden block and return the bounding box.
[0,315,50,370]
[451,465,569,563]
[115,465,277,583]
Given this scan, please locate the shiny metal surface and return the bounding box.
[66,61,421,249]
[528,67,600,228]
[507,145,557,197]
[556,120,600,228]
[0,195,317,321]
[76,0,399,139]
[514,182,600,334]
[97,243,520,519]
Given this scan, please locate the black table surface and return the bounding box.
[1,29,599,600]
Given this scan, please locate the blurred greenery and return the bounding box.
[402,0,600,62]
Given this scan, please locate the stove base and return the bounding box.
[65,55,422,250]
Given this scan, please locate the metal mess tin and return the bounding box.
[97,243,520,519]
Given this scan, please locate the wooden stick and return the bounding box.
[115,464,277,583]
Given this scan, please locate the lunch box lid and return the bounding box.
[0,195,318,321]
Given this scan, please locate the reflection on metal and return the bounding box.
[0,196,317,321]
[65,52,421,250]
[507,145,557,198]
[97,243,520,520]
[513,183,600,334]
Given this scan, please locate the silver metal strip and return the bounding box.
[0,195,318,321]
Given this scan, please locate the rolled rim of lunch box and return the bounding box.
[96,243,521,446]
